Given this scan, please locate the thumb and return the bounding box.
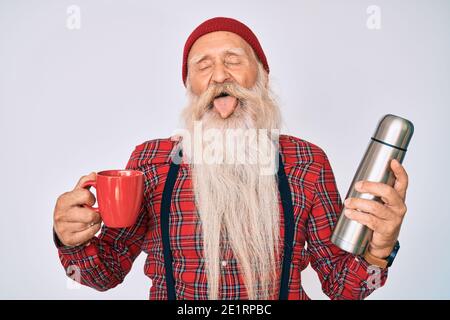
[74,172,97,190]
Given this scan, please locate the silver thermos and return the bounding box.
[331,114,414,255]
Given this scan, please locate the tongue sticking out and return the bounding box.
[213,95,238,119]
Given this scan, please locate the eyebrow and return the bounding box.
[188,47,247,65]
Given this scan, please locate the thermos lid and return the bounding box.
[372,114,414,151]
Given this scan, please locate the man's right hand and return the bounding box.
[53,172,102,247]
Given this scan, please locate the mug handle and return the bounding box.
[81,180,100,213]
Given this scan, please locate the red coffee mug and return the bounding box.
[81,170,144,228]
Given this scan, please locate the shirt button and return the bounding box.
[221,260,227,267]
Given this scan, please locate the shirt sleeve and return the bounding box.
[54,146,149,292]
[306,151,389,300]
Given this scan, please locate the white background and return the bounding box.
[1,0,449,299]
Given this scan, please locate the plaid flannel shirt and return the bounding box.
[55,134,388,299]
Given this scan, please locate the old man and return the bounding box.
[53,17,409,300]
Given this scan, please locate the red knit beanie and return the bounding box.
[182,17,269,86]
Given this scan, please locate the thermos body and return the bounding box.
[331,114,414,255]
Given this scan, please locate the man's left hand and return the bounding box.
[343,159,409,259]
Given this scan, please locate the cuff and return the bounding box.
[53,228,88,255]
[348,253,389,283]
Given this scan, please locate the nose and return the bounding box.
[209,64,237,119]
[211,63,231,84]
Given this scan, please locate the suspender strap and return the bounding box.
[277,152,295,300]
[160,158,180,300]
[160,151,295,300]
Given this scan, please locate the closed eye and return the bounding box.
[198,60,212,71]
[225,55,242,65]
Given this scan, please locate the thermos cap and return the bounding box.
[372,114,414,151]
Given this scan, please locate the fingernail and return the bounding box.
[355,181,363,190]
[344,199,350,206]
[344,209,352,217]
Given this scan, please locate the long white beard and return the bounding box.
[180,63,282,299]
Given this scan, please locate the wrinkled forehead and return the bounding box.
[187,31,256,65]
[189,47,246,66]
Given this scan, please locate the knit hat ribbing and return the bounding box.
[182,17,269,86]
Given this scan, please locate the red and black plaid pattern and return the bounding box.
[56,134,388,299]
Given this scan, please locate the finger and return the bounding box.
[391,159,408,201]
[344,198,393,220]
[69,223,102,246]
[355,180,403,208]
[56,188,96,211]
[58,188,96,210]
[344,209,385,233]
[74,172,97,190]
[62,206,102,224]
[73,188,96,207]
[61,221,94,233]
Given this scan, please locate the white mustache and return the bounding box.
[197,82,255,112]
